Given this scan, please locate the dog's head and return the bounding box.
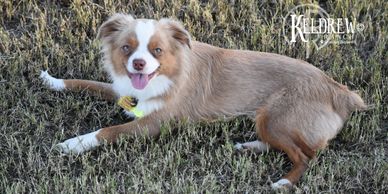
[97,14,191,90]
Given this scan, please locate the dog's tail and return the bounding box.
[332,87,367,118]
[343,90,367,111]
[323,75,366,118]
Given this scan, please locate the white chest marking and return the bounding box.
[124,99,164,118]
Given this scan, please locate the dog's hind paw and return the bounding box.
[40,70,65,91]
[271,178,292,189]
[234,140,270,153]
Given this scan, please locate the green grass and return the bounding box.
[0,0,387,193]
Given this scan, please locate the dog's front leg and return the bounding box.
[40,70,117,101]
[56,114,162,154]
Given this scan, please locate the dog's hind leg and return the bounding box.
[255,106,317,189]
[40,70,117,101]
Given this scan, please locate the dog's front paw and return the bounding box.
[234,142,244,150]
[271,178,292,189]
[56,130,101,154]
[40,70,65,91]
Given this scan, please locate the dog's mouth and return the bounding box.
[127,70,158,90]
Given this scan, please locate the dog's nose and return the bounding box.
[133,59,146,71]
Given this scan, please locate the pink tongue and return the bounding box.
[131,73,149,90]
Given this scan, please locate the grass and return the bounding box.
[0,0,387,193]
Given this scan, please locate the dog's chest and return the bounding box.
[123,99,165,118]
[112,74,173,117]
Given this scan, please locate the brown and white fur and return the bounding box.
[40,14,366,189]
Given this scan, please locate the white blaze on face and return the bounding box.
[127,20,159,90]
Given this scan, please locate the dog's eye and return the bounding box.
[154,48,162,54]
[121,45,130,54]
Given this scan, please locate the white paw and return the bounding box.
[40,70,65,91]
[271,178,292,189]
[56,130,101,154]
[234,140,270,153]
[234,142,243,150]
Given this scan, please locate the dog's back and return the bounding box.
[174,41,365,124]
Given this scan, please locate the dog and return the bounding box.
[40,13,366,189]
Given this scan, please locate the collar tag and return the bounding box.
[117,96,144,118]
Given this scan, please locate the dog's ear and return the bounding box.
[160,19,191,49]
[97,13,134,40]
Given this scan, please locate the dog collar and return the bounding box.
[117,96,144,118]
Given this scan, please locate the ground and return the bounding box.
[0,0,387,193]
